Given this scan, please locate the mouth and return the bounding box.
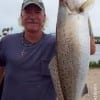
[26,19,39,25]
[26,21,39,25]
[64,1,78,13]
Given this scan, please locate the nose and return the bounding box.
[26,11,39,19]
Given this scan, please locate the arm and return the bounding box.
[90,33,96,55]
[88,18,96,55]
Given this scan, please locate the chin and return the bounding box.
[27,29,39,33]
[26,26,38,31]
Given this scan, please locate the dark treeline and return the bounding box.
[95,37,100,44]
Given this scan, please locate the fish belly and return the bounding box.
[49,6,90,100]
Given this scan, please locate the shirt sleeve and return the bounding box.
[0,39,6,66]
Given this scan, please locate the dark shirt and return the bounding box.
[0,32,56,100]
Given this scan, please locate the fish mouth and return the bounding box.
[62,1,79,13]
[65,2,72,10]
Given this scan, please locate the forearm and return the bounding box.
[88,18,96,55]
[90,33,96,55]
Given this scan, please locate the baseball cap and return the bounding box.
[22,0,45,12]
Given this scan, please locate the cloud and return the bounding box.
[0,0,100,36]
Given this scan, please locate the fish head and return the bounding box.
[59,0,78,12]
[59,0,94,13]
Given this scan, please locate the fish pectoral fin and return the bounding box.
[49,56,64,100]
[49,56,58,82]
[49,56,57,71]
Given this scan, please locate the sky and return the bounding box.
[0,0,100,36]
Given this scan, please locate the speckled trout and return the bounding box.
[49,0,93,100]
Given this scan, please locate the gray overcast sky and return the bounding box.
[0,0,100,36]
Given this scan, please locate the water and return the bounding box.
[90,44,100,62]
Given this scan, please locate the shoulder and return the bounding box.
[0,33,22,43]
[41,33,56,58]
[0,33,22,48]
[43,33,56,45]
[1,33,21,41]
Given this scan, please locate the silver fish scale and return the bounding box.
[56,24,77,100]
[49,3,90,100]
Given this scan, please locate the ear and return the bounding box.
[42,14,48,31]
[21,11,23,17]
[18,17,22,26]
[43,13,46,22]
[18,16,24,31]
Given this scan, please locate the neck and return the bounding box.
[24,30,43,44]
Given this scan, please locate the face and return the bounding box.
[21,4,45,33]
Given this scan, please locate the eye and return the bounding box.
[35,10,41,13]
[23,8,41,14]
[24,4,42,14]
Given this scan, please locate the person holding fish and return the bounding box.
[0,0,56,100]
[0,0,96,100]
